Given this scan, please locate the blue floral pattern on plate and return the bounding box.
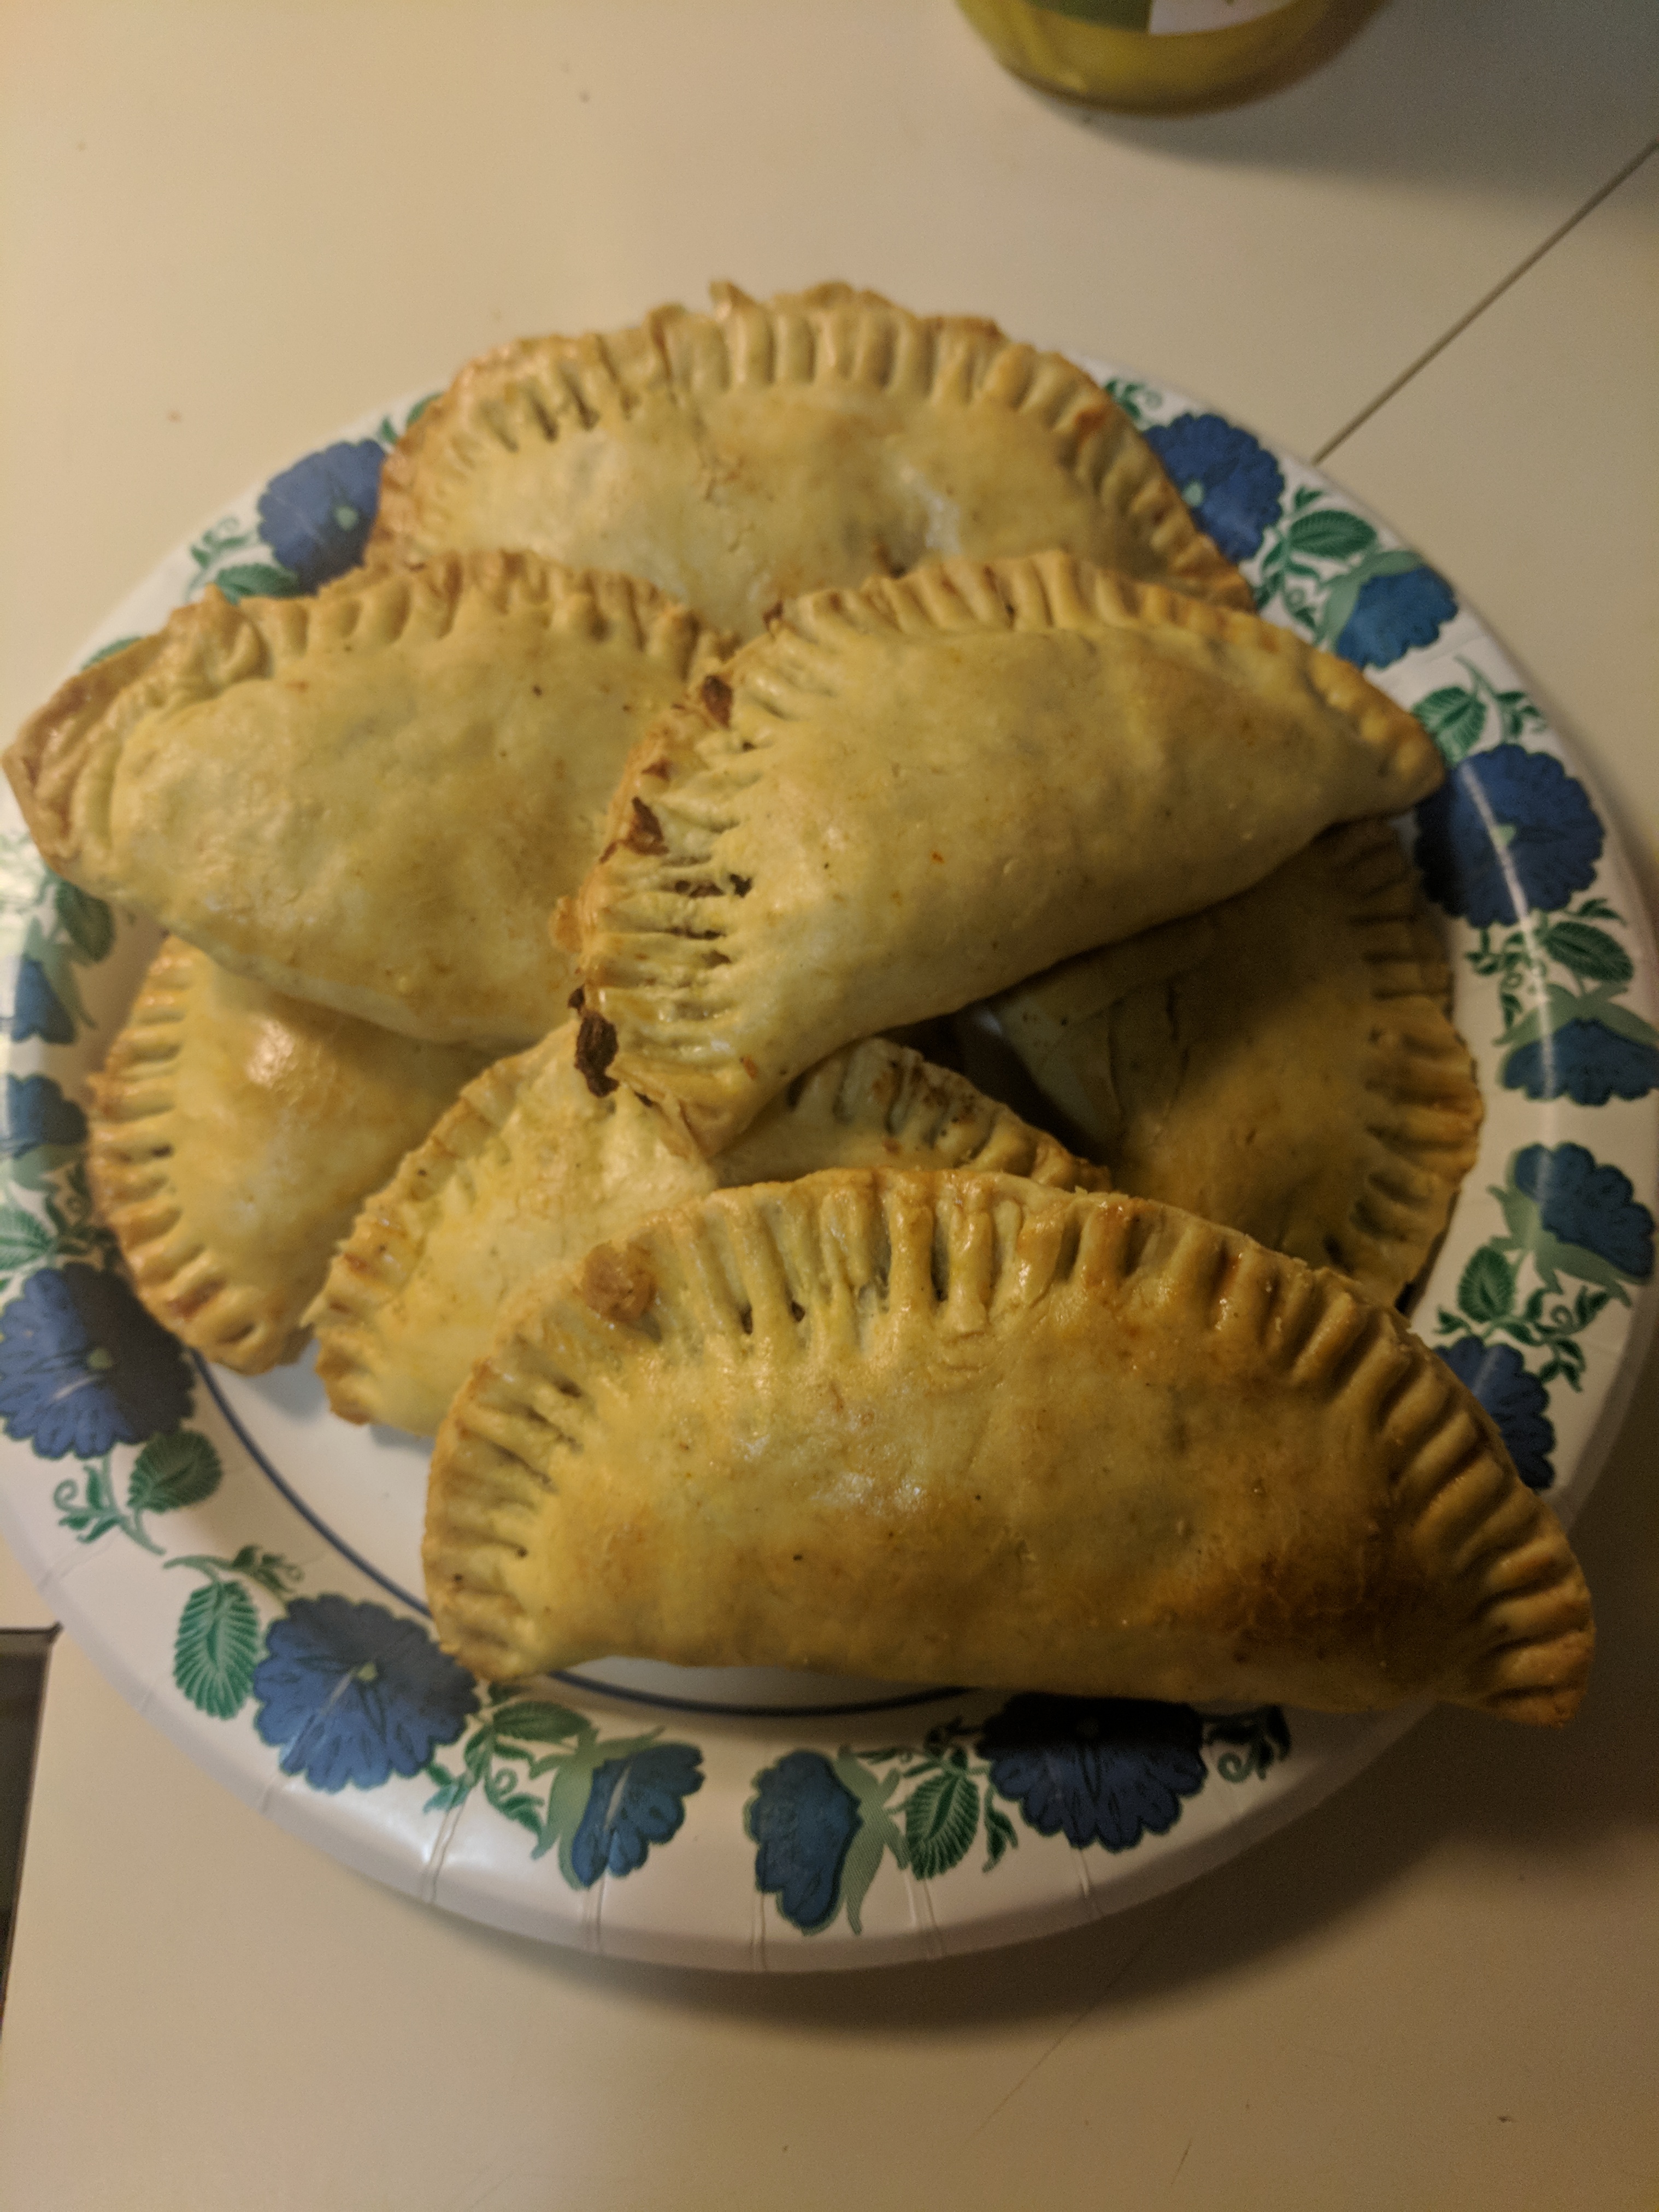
[1438,1337,1557,1490]
[0,1263,193,1460]
[1512,1143,1654,1280]
[1143,413,1285,563]
[1332,563,1458,670]
[1501,1019,1659,1108]
[9,957,74,1044]
[3,1072,87,1157]
[746,1702,1289,1936]
[975,1694,1208,1851]
[568,1742,707,1884]
[255,439,386,593]
[1414,745,1604,928]
[748,1749,864,1934]
[252,1594,478,1792]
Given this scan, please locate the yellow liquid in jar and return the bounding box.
[957,0,1334,111]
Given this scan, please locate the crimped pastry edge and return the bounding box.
[309,1028,1107,1431]
[85,938,311,1372]
[369,280,1254,614]
[573,551,1445,1155]
[990,817,1484,1304]
[5,549,735,893]
[425,1170,1591,1723]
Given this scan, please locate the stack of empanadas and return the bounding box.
[5,282,1586,1724]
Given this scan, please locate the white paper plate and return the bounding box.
[2,362,1654,1970]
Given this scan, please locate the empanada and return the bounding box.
[310,1026,1102,1434]
[6,553,733,1045]
[425,1171,1591,1723]
[980,820,1484,1302]
[571,554,1444,1156]
[370,282,1252,638]
[87,938,488,1372]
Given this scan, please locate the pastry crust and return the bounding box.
[984,820,1484,1302]
[310,1025,1102,1434]
[572,552,1444,1156]
[369,282,1253,637]
[5,553,733,1046]
[86,938,487,1372]
[425,1170,1591,1723]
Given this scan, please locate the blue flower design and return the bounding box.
[977,1695,1207,1852]
[1513,1143,1654,1280]
[0,1264,192,1459]
[568,1742,703,1886]
[1439,1337,1556,1491]
[2,1073,86,1154]
[10,957,73,1045]
[1333,563,1456,668]
[1502,1021,1659,1107]
[255,440,384,591]
[1413,745,1604,926]
[746,1749,862,1933]
[1144,413,1285,563]
[252,1595,476,1792]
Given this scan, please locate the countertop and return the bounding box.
[0,3,1655,2205]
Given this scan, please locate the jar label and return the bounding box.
[1038,0,1297,28]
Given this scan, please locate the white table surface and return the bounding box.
[1,4,1656,2205]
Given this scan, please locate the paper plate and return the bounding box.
[2,363,1654,1969]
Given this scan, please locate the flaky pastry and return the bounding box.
[310,1025,1101,1434]
[87,938,487,1372]
[572,552,1444,1156]
[5,553,733,1045]
[983,820,1484,1302]
[370,282,1252,638]
[425,1170,1591,1723]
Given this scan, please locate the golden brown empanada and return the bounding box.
[571,553,1444,1157]
[979,820,1484,1302]
[310,1026,1102,1434]
[370,282,1252,638]
[5,553,733,1046]
[425,1170,1591,1723]
[87,938,489,1372]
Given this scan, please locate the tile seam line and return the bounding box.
[1312,136,1659,466]
[962,1888,1196,2145]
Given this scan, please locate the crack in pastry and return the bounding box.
[86,937,489,1373]
[980,819,1484,1304]
[572,552,1445,1157]
[5,552,734,1046]
[369,282,1254,637]
[309,1025,1104,1435]
[424,1170,1591,1723]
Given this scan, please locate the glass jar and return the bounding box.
[957,0,1335,113]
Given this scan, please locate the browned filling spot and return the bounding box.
[626,797,667,855]
[701,673,733,726]
[575,1011,620,1097]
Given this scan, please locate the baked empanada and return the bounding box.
[979,820,1484,1302]
[426,1171,1591,1723]
[310,1026,1101,1434]
[87,938,487,1372]
[370,282,1252,638]
[571,554,1444,1156]
[6,554,733,1045]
